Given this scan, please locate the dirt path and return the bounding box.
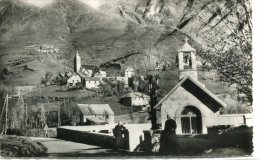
[31,137,128,158]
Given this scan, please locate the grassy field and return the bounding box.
[23,85,96,98]
[76,96,133,116]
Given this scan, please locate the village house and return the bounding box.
[77,104,115,125]
[94,72,102,78]
[121,92,150,110]
[125,67,135,78]
[74,50,101,77]
[72,50,106,90]
[81,67,93,77]
[94,70,107,78]
[65,71,72,77]
[154,38,236,135]
[197,60,202,67]
[67,74,81,88]
[81,65,100,77]
[155,61,166,71]
[112,67,135,88]
[37,45,59,53]
[84,77,101,89]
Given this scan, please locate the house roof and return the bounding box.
[77,104,114,115]
[94,70,106,77]
[178,38,196,52]
[69,74,80,78]
[85,116,107,124]
[122,92,150,99]
[84,77,100,81]
[154,75,226,112]
[125,67,134,72]
[77,70,89,78]
[94,72,102,77]
[82,65,100,72]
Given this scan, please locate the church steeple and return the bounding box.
[177,37,197,80]
[74,50,81,73]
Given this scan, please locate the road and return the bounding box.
[31,137,129,158]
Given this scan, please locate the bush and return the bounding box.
[0,136,47,157]
[6,128,23,136]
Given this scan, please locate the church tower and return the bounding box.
[74,50,81,73]
[177,38,198,80]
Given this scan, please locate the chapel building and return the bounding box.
[155,38,227,135]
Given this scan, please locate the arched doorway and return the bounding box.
[180,106,202,134]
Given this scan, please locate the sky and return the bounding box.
[20,0,54,7]
[19,0,118,9]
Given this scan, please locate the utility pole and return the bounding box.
[4,94,9,135]
[135,57,137,69]
[40,86,41,99]
[1,95,7,134]
[58,100,61,127]
[148,75,159,130]
[25,99,28,136]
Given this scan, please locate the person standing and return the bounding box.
[113,122,127,150]
[44,124,49,138]
[159,118,178,155]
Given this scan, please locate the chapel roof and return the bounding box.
[154,75,226,112]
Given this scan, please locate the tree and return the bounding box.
[39,105,46,128]
[198,0,252,104]
[26,103,46,129]
[8,97,25,134]
[138,79,147,93]
[41,72,54,86]
[61,100,81,126]
[100,82,113,97]
[116,81,126,95]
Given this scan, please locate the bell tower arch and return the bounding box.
[177,38,197,80]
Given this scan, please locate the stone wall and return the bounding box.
[142,126,253,155]
[57,127,115,148]
[124,123,151,151]
[212,114,253,126]
[57,123,151,151]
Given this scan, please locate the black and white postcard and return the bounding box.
[0,0,258,159]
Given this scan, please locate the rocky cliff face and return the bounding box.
[99,0,248,46]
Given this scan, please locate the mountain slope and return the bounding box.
[0,0,244,94]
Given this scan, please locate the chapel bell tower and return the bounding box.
[74,49,81,73]
[177,38,197,80]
